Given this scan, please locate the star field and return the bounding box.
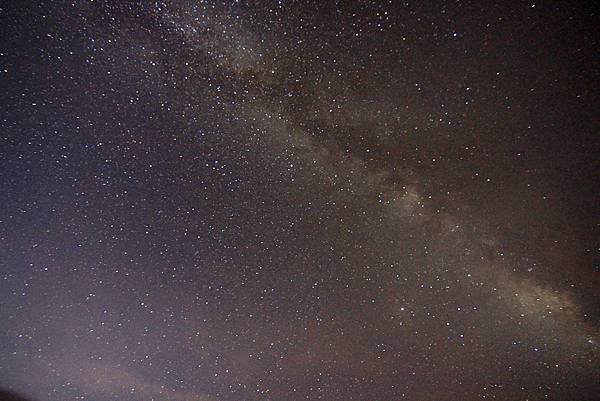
[0,1,598,400]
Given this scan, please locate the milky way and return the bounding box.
[1,1,598,401]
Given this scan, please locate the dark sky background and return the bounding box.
[1,1,599,400]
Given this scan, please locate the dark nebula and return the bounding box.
[1,1,598,400]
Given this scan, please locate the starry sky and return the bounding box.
[1,1,599,400]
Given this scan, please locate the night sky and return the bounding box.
[1,1,599,400]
